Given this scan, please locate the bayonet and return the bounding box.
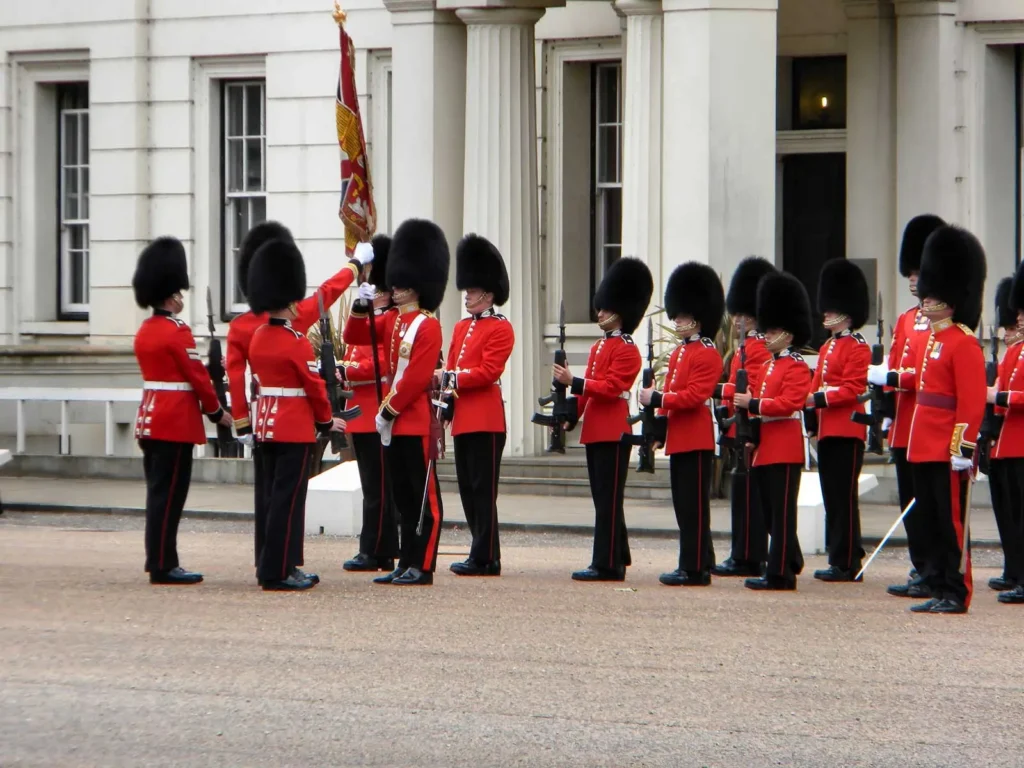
[204,287,235,455]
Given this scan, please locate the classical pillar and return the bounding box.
[893,0,958,306]
[843,0,897,327]
[456,6,546,457]
[660,0,777,280]
[383,0,467,335]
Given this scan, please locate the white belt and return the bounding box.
[143,381,193,392]
[620,391,630,400]
[761,413,801,423]
[259,387,306,397]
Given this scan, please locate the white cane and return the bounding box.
[855,498,916,581]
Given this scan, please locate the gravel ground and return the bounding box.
[1,511,1022,768]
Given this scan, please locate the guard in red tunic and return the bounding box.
[733,272,814,591]
[344,218,449,586]
[640,263,724,586]
[131,237,234,585]
[873,225,987,614]
[247,239,348,592]
[226,221,373,577]
[987,268,1024,605]
[881,214,946,598]
[712,256,775,577]
[553,257,652,582]
[341,236,399,573]
[806,258,872,582]
[444,234,515,577]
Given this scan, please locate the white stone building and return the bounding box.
[0,0,1022,457]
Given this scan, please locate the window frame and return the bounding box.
[589,61,623,321]
[56,82,90,320]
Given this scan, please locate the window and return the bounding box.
[58,83,89,318]
[791,56,847,131]
[591,62,622,312]
[222,80,266,312]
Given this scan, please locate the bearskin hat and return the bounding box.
[916,225,987,330]
[236,221,293,300]
[664,262,725,338]
[368,234,391,289]
[246,239,307,315]
[594,257,654,335]
[132,237,190,309]
[817,258,870,330]
[756,272,814,349]
[899,214,945,278]
[1011,262,1024,314]
[726,256,776,318]
[456,233,510,307]
[386,218,451,313]
[996,277,1015,329]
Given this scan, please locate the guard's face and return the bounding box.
[763,328,793,352]
[732,315,752,336]
[464,288,492,312]
[674,314,697,336]
[822,311,850,331]
[908,272,919,297]
[1017,310,1024,330]
[169,292,184,315]
[920,296,949,316]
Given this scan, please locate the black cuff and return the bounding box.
[381,407,396,422]
[885,372,900,389]
[570,377,585,396]
[713,383,725,399]
[961,444,975,461]
[315,420,333,436]
[348,258,362,271]
[813,391,828,410]
[748,399,761,416]
[352,299,372,315]
[205,407,225,424]
[235,423,252,437]
[650,391,664,409]
[996,392,1010,409]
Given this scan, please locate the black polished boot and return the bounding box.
[711,558,763,578]
[998,585,1024,604]
[450,558,501,576]
[392,567,434,586]
[659,569,711,587]
[744,575,796,591]
[261,573,315,592]
[344,553,395,572]
[149,567,203,585]
[813,566,863,583]
[988,575,1014,591]
[571,566,626,582]
[910,597,967,614]
[373,567,406,584]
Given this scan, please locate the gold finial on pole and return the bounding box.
[333,1,347,25]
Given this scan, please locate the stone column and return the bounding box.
[456,6,546,457]
[843,0,897,327]
[660,0,777,280]
[383,0,467,335]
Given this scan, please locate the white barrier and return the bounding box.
[797,471,879,556]
[305,460,362,536]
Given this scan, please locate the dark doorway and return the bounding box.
[782,152,846,349]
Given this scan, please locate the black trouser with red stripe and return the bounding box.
[726,443,767,566]
[817,437,866,571]
[753,463,804,582]
[454,431,506,565]
[387,435,443,573]
[353,431,399,559]
[257,442,312,583]
[912,461,973,606]
[893,447,930,577]
[586,442,631,571]
[669,450,716,573]
[140,439,194,574]
[988,457,1024,585]
[252,443,267,567]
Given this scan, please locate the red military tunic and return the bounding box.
[248,319,333,444]
[748,349,813,466]
[445,308,515,436]
[227,260,360,432]
[133,311,225,445]
[338,317,393,434]
[887,305,931,449]
[991,339,1024,459]
[344,301,443,437]
[809,330,871,440]
[715,332,772,439]
[889,319,986,463]
[570,330,642,445]
[656,335,722,454]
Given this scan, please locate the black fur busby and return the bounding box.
[593,257,654,335]
[817,258,870,330]
[1011,262,1024,314]
[386,218,451,313]
[756,272,814,349]
[916,225,987,329]
[236,221,294,300]
[664,262,725,338]
[996,277,1015,329]
[246,239,307,315]
[899,214,945,278]
[368,234,391,289]
[456,234,510,307]
[726,256,776,318]
[132,237,190,309]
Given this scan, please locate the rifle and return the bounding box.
[317,291,360,455]
[716,319,757,468]
[205,288,235,456]
[851,291,887,456]
[532,300,577,452]
[417,352,452,536]
[622,317,664,474]
[978,322,1001,475]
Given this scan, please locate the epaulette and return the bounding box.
[700,337,716,349]
[956,323,976,337]
[168,317,188,328]
[287,326,302,339]
[492,313,508,321]
[790,351,805,363]
[621,333,635,345]
[420,309,436,319]
[853,332,867,344]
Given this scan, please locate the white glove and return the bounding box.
[375,413,393,447]
[951,455,972,472]
[867,364,890,387]
[881,417,893,434]
[237,433,254,447]
[354,241,375,266]
[358,282,376,301]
